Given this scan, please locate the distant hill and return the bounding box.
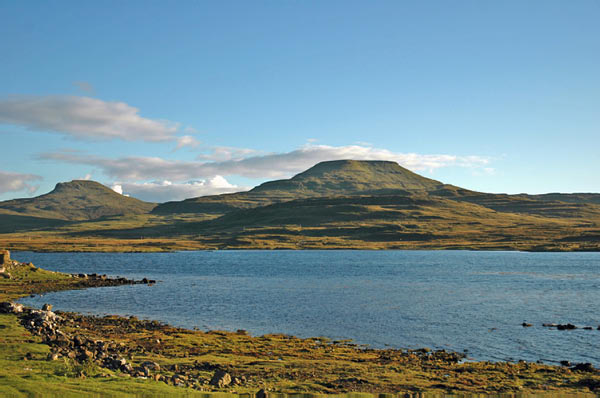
[0,160,599,252]
[0,180,156,224]
[153,160,445,214]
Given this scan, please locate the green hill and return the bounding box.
[0,180,156,227]
[153,160,444,214]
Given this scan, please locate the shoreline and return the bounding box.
[1,251,600,396]
[8,246,600,254]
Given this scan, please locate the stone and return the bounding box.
[172,374,188,386]
[557,323,577,330]
[79,350,94,361]
[572,363,595,372]
[209,370,232,388]
[42,303,53,311]
[141,361,160,371]
[1,250,10,265]
[0,302,24,314]
[256,388,268,398]
[232,376,246,385]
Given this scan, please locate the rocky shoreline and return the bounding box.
[0,300,468,393]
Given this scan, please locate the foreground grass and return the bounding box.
[0,314,216,397]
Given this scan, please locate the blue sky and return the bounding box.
[1,1,598,202]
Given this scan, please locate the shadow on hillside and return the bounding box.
[64,220,210,238]
[0,214,70,233]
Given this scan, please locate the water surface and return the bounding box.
[14,250,600,366]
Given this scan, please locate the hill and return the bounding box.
[153,160,444,214]
[0,160,598,252]
[0,180,156,231]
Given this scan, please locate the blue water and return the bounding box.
[13,250,600,366]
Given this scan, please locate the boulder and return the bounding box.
[141,361,160,371]
[572,363,595,372]
[0,302,24,314]
[209,370,232,388]
[42,303,53,311]
[256,388,268,398]
[557,323,577,330]
[0,250,10,266]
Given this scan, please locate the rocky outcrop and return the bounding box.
[2,301,137,374]
[0,301,249,390]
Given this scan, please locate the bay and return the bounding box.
[14,250,600,366]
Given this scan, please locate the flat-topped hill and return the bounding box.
[0,180,156,221]
[251,159,443,195]
[153,160,444,214]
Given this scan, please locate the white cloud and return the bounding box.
[39,144,491,182]
[196,146,259,162]
[116,177,244,202]
[0,95,180,142]
[175,135,201,149]
[0,170,42,195]
[111,184,123,195]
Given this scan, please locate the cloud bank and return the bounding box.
[41,144,490,182]
[0,95,180,142]
[0,170,42,195]
[37,143,492,201]
[112,177,244,202]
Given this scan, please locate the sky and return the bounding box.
[0,1,598,202]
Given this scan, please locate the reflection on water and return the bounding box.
[14,250,600,367]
